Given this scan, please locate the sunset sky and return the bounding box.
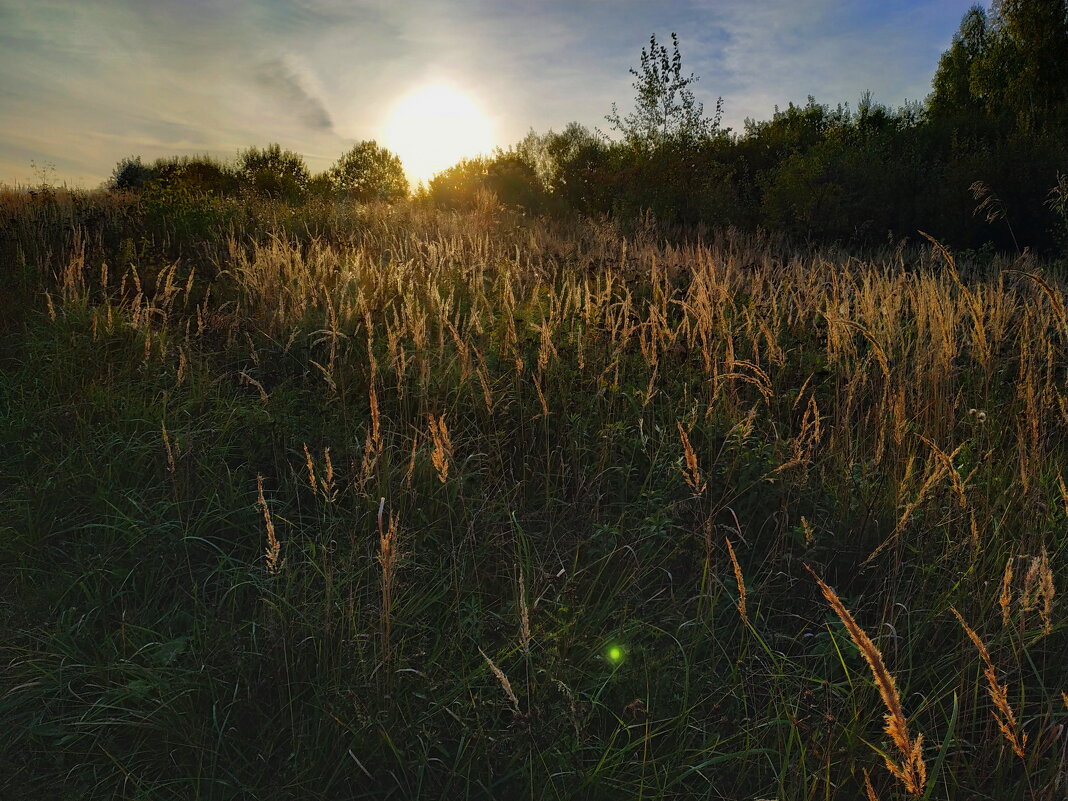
[0,0,977,187]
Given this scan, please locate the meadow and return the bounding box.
[1,186,1065,800]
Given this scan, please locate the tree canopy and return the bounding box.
[605,32,723,148]
[329,141,408,202]
[930,0,1068,132]
[237,144,310,201]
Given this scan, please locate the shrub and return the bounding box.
[109,155,239,196]
[328,141,408,202]
[237,144,310,201]
[109,156,156,191]
[427,153,547,213]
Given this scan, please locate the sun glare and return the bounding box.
[384,84,494,186]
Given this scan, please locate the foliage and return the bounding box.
[514,123,614,214]
[110,155,156,191]
[495,9,1068,256]
[605,32,723,148]
[102,6,1068,257]
[425,152,548,213]
[328,140,408,202]
[237,143,310,201]
[109,154,238,196]
[929,0,1068,134]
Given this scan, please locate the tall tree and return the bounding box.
[994,0,1068,129]
[929,5,992,123]
[606,33,723,148]
[930,1,1068,131]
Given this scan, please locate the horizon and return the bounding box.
[1,0,977,187]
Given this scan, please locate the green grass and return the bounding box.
[1,188,1065,799]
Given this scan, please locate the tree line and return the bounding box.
[108,1,1068,257]
[111,140,408,204]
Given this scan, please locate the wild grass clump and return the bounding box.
[1,188,1065,799]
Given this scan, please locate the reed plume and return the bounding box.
[950,607,1027,759]
[1000,557,1014,627]
[863,768,880,801]
[725,537,747,626]
[257,475,282,575]
[303,442,317,496]
[479,647,521,715]
[304,443,336,501]
[805,565,926,796]
[161,421,176,475]
[377,498,400,666]
[428,413,452,483]
[1019,548,1055,635]
[677,421,706,495]
[517,567,531,654]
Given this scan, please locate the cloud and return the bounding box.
[688,0,974,129]
[253,58,334,132]
[0,0,978,186]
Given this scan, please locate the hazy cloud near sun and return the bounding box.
[0,0,977,185]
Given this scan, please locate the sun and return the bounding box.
[384,84,494,186]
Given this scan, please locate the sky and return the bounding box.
[0,0,979,187]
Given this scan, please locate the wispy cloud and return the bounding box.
[253,58,334,132]
[689,0,972,128]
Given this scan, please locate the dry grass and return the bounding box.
[428,413,452,483]
[950,607,1028,759]
[862,768,880,801]
[256,475,283,575]
[5,193,1067,799]
[677,421,706,495]
[479,647,521,716]
[725,537,747,627]
[807,566,927,796]
[377,498,401,666]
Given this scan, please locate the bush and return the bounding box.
[427,153,547,213]
[237,144,310,202]
[328,141,408,202]
[109,155,238,196]
[110,156,156,191]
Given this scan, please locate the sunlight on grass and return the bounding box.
[2,188,1065,800]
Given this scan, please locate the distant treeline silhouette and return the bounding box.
[112,141,407,205]
[109,1,1068,257]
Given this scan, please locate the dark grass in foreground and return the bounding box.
[1,188,1066,800]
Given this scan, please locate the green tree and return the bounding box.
[605,32,723,148]
[514,122,609,211]
[109,155,238,195]
[329,141,408,202]
[930,1,1068,132]
[110,156,155,191]
[929,5,993,124]
[425,152,546,213]
[995,0,1068,130]
[237,144,310,201]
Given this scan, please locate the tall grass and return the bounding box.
[1,188,1065,799]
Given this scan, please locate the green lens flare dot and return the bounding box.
[606,645,624,664]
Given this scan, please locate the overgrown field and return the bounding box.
[1,188,1065,800]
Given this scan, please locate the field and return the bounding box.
[1,187,1066,800]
